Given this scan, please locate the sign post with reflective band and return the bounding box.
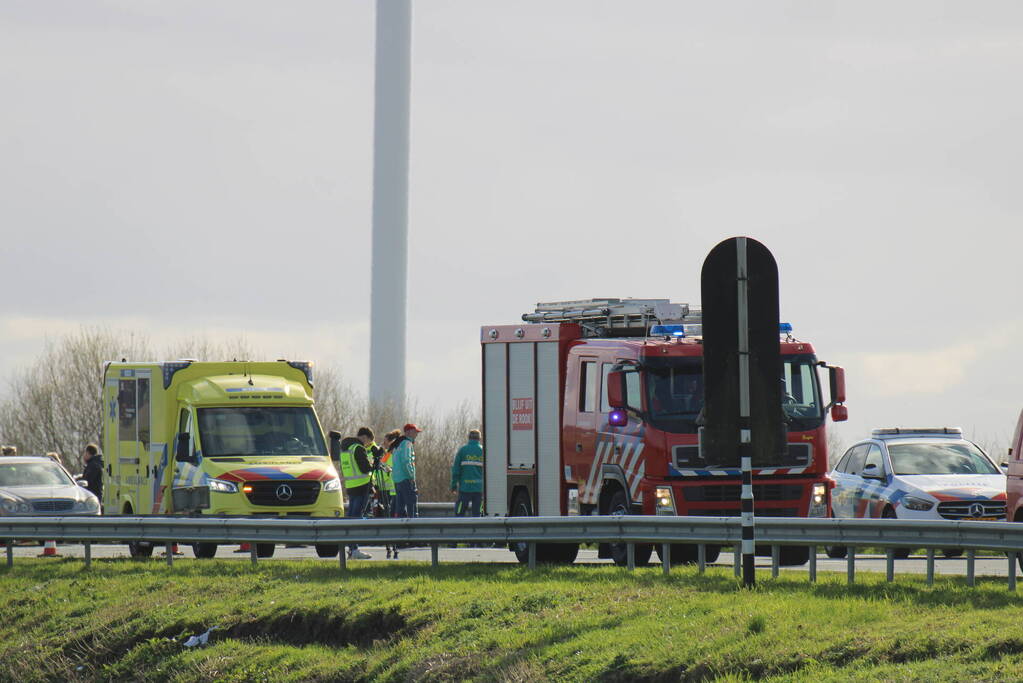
[702,236,785,588]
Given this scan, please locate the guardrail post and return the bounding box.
[527,543,536,570]
[733,543,741,578]
[1009,553,1017,591]
[697,544,706,574]
[626,543,635,571]
[84,542,92,569]
[430,543,439,568]
[165,542,173,568]
[846,547,855,584]
[662,543,670,576]
[808,545,816,583]
[250,543,258,567]
[885,548,894,582]
[339,549,347,571]
[926,548,935,586]
[771,545,779,578]
[6,541,12,568]
[966,549,975,587]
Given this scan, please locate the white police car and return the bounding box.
[827,428,1006,558]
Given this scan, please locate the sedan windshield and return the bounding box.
[0,462,74,487]
[888,442,999,475]
[197,407,328,457]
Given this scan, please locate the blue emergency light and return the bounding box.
[779,323,793,334]
[650,324,685,338]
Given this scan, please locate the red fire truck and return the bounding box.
[481,298,848,566]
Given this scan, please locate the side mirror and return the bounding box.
[607,371,626,410]
[77,479,89,488]
[174,433,192,463]
[830,404,848,422]
[861,463,883,479]
[328,430,342,460]
[828,365,846,405]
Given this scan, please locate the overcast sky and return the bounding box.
[1,1,1020,453]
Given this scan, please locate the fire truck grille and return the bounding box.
[244,481,320,507]
[686,508,800,517]
[32,499,75,512]
[936,501,1005,520]
[682,484,804,503]
[673,444,812,468]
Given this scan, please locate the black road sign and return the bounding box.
[700,237,786,467]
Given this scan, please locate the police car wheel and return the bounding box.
[882,507,911,559]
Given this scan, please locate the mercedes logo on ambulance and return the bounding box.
[275,484,294,501]
[969,502,985,519]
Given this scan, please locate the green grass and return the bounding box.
[2,558,1023,682]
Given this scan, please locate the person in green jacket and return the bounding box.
[451,429,484,517]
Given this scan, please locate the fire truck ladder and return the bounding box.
[522,298,702,338]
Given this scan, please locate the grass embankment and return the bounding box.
[1,559,1023,682]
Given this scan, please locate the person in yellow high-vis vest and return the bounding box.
[339,434,372,560]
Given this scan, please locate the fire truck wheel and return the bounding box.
[607,489,652,567]
[942,548,963,559]
[778,546,810,566]
[127,541,154,559]
[192,543,218,559]
[509,491,533,563]
[824,545,846,559]
[256,543,276,558]
[315,544,340,558]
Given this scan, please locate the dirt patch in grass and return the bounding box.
[227,605,415,648]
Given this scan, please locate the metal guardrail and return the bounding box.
[2,515,1020,589]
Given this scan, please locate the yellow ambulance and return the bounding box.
[102,360,344,559]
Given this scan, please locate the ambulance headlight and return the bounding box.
[902,496,933,511]
[322,478,341,492]
[208,478,239,494]
[655,487,675,515]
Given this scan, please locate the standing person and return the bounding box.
[81,444,103,500]
[379,429,400,511]
[45,452,63,467]
[391,423,421,518]
[339,435,373,560]
[451,429,484,517]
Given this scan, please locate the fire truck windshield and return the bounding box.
[643,354,824,434]
[197,407,328,457]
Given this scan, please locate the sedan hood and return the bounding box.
[0,485,90,501]
[897,474,1007,501]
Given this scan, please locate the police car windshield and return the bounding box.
[0,462,73,487]
[197,407,328,457]
[888,442,999,476]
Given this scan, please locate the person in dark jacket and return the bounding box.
[81,443,103,501]
[339,434,374,560]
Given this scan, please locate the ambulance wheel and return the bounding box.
[256,543,275,558]
[607,489,652,567]
[127,541,154,559]
[315,544,340,558]
[943,548,963,559]
[193,543,218,559]
[882,507,911,559]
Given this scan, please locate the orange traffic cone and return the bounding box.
[39,540,58,557]
[234,543,251,553]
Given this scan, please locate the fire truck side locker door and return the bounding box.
[535,341,561,516]
[483,342,509,516]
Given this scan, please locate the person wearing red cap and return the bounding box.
[391,423,421,518]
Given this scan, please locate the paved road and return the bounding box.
[6,542,1020,577]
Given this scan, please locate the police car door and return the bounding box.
[832,445,868,518]
[859,444,889,517]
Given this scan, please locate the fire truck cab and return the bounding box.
[482,298,847,566]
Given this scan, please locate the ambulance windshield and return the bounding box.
[197,407,328,457]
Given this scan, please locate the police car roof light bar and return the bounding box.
[871,427,963,437]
